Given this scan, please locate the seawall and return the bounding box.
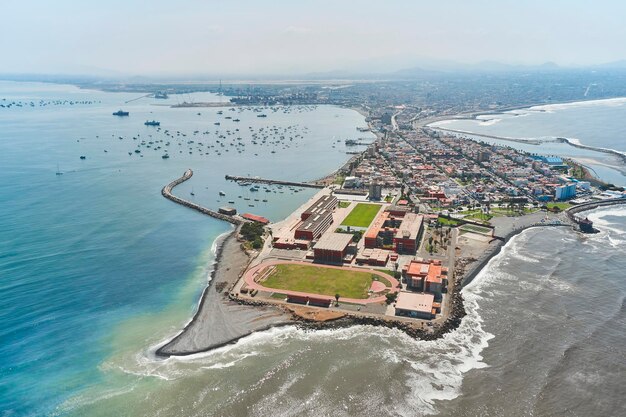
[163,169,242,225]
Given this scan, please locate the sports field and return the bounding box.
[340,203,381,227]
[262,264,386,299]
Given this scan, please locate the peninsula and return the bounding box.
[156,100,626,357]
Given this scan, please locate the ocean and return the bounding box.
[0,81,372,416]
[1,83,624,417]
[430,98,626,187]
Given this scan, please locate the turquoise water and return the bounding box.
[0,81,372,416]
[431,98,626,186]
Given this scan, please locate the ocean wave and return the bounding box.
[529,97,626,112]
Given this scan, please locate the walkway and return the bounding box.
[243,260,400,305]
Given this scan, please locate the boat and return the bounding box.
[214,122,220,125]
[145,120,160,126]
[190,188,195,196]
[250,187,258,192]
[219,191,226,196]
[233,119,240,122]
[161,154,170,159]
[55,163,63,175]
[79,155,86,160]
[257,114,267,118]
[112,110,129,116]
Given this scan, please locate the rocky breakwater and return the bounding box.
[156,171,291,357]
[163,169,241,225]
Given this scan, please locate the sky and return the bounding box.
[1,0,626,77]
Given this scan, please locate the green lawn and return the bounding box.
[262,264,383,299]
[546,202,572,210]
[438,216,463,226]
[341,203,381,227]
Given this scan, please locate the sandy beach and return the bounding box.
[156,227,291,356]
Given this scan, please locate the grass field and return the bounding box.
[438,216,463,226]
[546,202,572,210]
[341,203,381,227]
[262,264,381,299]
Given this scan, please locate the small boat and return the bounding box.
[55,163,63,176]
[79,155,86,160]
[161,154,170,159]
[112,110,129,116]
[214,122,220,125]
[228,200,235,204]
[219,191,226,196]
[145,120,160,126]
[233,119,240,122]
[257,114,267,118]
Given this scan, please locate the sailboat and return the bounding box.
[55,163,63,175]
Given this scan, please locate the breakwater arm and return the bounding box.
[163,169,241,225]
[224,174,324,189]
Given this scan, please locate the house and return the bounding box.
[395,292,435,319]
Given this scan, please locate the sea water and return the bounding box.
[430,98,626,186]
[0,81,372,416]
[1,82,624,417]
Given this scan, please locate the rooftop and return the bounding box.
[395,292,434,313]
[313,232,353,252]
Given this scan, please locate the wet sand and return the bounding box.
[156,227,291,356]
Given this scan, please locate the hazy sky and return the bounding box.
[1,0,626,77]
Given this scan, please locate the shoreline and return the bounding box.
[155,102,626,357]
[426,126,626,181]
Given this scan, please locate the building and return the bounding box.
[312,232,354,264]
[241,213,269,224]
[395,292,435,319]
[393,213,424,254]
[218,206,237,215]
[355,248,390,266]
[555,183,577,200]
[301,194,337,221]
[369,181,383,200]
[402,259,447,297]
[295,194,337,240]
[343,176,361,188]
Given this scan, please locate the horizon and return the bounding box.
[2,0,626,78]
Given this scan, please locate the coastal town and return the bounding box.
[156,94,626,356]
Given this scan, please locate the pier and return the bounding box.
[566,197,626,232]
[163,169,242,225]
[224,175,324,189]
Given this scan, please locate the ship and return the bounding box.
[112,110,129,116]
[144,120,160,126]
[161,154,170,159]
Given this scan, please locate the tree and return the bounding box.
[335,293,340,306]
